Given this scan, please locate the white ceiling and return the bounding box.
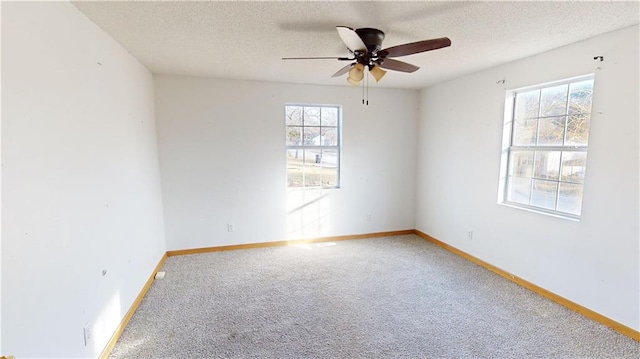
[72,1,640,90]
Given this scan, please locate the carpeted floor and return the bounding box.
[110,235,639,358]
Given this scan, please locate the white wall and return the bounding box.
[416,25,639,331]
[2,2,166,357]
[155,75,417,250]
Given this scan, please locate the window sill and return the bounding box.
[287,186,340,191]
[498,202,581,222]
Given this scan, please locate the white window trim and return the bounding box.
[497,74,594,221]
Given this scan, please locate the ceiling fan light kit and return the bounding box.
[283,26,451,103]
[369,65,386,82]
[347,76,361,87]
[348,63,365,84]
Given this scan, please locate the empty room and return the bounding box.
[1,1,639,358]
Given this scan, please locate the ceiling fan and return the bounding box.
[283,26,451,86]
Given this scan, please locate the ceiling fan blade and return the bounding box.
[377,58,420,73]
[282,56,354,60]
[331,63,353,78]
[380,37,451,58]
[336,26,368,53]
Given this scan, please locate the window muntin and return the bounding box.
[503,76,593,218]
[286,105,340,188]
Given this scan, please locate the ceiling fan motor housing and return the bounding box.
[355,28,385,54]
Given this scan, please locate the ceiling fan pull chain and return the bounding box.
[366,71,369,106]
[362,73,365,105]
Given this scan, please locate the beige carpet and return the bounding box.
[110,235,639,358]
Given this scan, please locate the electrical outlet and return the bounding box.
[227,223,234,232]
[83,323,92,346]
[467,230,474,241]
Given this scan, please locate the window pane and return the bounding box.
[286,149,304,187]
[509,150,534,178]
[531,179,558,210]
[286,126,302,146]
[534,151,561,180]
[319,149,338,167]
[320,127,338,146]
[303,149,322,187]
[561,152,587,183]
[557,182,583,215]
[568,79,594,115]
[320,149,339,187]
[285,106,302,125]
[304,107,320,126]
[303,126,320,145]
[565,114,590,146]
[512,118,538,146]
[537,116,566,146]
[322,168,338,187]
[321,107,338,126]
[515,90,540,119]
[540,84,568,117]
[507,177,531,204]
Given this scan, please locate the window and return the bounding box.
[286,104,341,188]
[499,75,594,219]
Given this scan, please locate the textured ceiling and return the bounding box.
[72,1,640,90]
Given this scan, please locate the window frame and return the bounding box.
[498,74,594,221]
[285,103,342,189]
